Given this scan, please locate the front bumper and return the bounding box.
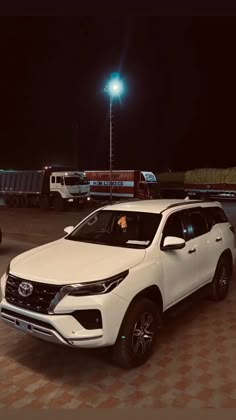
[66,194,91,204]
[0,289,129,348]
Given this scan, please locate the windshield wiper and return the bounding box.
[70,238,110,245]
[126,240,150,245]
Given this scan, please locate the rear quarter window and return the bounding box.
[203,207,228,229]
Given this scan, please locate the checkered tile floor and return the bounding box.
[1,281,236,408]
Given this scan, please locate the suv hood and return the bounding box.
[9,238,146,285]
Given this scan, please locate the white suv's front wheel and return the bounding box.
[111,298,161,369]
[209,254,233,301]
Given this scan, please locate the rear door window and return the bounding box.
[187,208,209,239]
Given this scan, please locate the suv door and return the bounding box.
[203,206,235,252]
[186,207,224,286]
[160,209,198,308]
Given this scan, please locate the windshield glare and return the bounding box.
[66,210,162,248]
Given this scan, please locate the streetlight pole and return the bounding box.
[109,95,113,202]
[105,73,124,203]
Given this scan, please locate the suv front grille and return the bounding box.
[5,275,63,314]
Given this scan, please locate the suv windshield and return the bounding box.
[66,210,162,248]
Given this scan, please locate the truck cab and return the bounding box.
[136,172,160,199]
[50,171,90,201]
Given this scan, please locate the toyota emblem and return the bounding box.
[18,282,33,298]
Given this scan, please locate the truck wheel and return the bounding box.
[20,196,29,208]
[5,196,12,207]
[39,196,49,210]
[53,197,65,211]
[209,255,232,301]
[111,298,161,369]
[200,193,208,200]
[30,196,38,208]
[12,196,20,208]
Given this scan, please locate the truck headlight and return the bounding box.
[68,270,129,296]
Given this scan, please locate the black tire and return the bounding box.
[209,254,232,301]
[20,195,29,208]
[12,196,20,208]
[5,196,12,207]
[30,196,38,208]
[53,197,65,211]
[39,196,49,210]
[111,298,161,369]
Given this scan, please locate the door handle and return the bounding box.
[216,237,222,242]
[188,248,196,254]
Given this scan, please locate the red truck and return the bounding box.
[85,170,160,200]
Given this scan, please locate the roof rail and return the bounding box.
[160,199,213,213]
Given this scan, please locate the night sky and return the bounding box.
[0,17,236,173]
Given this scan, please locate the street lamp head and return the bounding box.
[105,74,124,98]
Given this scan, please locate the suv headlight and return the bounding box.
[68,270,129,296]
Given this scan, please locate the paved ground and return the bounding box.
[1,201,236,408]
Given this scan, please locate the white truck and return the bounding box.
[0,166,91,211]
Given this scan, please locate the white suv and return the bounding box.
[0,199,235,369]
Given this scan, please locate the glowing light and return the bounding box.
[105,74,124,97]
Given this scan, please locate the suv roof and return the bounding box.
[103,199,222,214]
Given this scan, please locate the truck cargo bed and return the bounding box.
[0,171,49,194]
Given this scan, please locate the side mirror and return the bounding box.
[64,226,74,235]
[162,236,185,250]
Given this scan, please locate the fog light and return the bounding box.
[72,309,102,329]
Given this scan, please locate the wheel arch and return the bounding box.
[219,248,233,275]
[130,285,164,313]
[50,191,63,198]
[115,285,164,342]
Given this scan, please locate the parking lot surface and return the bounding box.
[1,201,236,408]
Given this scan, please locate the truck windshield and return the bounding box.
[66,210,162,248]
[65,176,88,186]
